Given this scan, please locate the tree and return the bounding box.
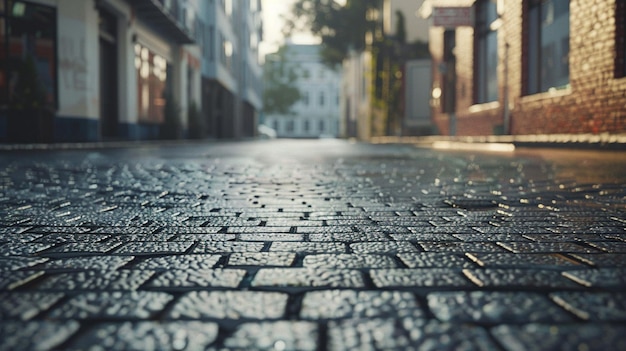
[263,45,301,115]
[284,0,381,67]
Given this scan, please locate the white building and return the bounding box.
[0,0,202,142]
[265,44,341,138]
[197,0,263,138]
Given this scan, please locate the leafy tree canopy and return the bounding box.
[263,45,301,115]
[283,0,381,66]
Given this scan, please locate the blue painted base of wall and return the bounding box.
[55,116,99,143]
[118,122,161,140]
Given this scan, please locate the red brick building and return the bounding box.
[427,0,626,136]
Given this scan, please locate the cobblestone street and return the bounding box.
[1,139,625,350]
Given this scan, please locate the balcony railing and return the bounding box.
[131,0,196,44]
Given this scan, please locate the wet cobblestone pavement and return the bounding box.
[1,139,625,350]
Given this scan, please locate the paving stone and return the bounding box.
[238,233,305,241]
[147,269,245,289]
[550,291,626,321]
[270,242,346,253]
[491,323,626,351]
[171,233,236,241]
[585,241,626,253]
[350,241,419,254]
[370,268,472,288]
[0,242,54,256]
[107,233,176,242]
[296,226,354,234]
[28,226,93,234]
[303,254,398,269]
[463,268,581,289]
[38,256,134,271]
[418,242,506,253]
[91,227,160,234]
[0,292,64,320]
[157,226,223,234]
[300,290,423,319]
[226,226,290,233]
[428,291,573,324]
[522,233,604,242]
[228,252,296,266]
[390,233,460,241]
[37,270,154,291]
[452,233,529,242]
[34,233,110,243]
[0,270,44,289]
[193,242,264,253]
[327,318,497,351]
[472,227,555,234]
[67,321,218,351]
[562,268,626,288]
[0,232,44,242]
[134,254,221,271]
[252,268,364,288]
[222,321,318,351]
[497,242,601,254]
[113,242,194,255]
[309,231,389,241]
[49,291,173,319]
[465,253,582,269]
[398,253,476,268]
[43,242,123,256]
[568,253,626,267]
[0,320,80,351]
[168,290,288,319]
[0,256,48,271]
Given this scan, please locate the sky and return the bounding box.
[259,0,321,59]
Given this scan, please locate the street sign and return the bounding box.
[432,7,474,28]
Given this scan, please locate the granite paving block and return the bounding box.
[0,270,44,289]
[465,252,582,269]
[134,254,221,271]
[67,321,218,351]
[398,253,476,268]
[252,268,364,288]
[327,318,497,351]
[0,233,44,242]
[428,291,573,324]
[228,252,296,266]
[522,233,604,242]
[497,242,601,254]
[585,241,626,253]
[37,270,154,291]
[463,268,581,289]
[0,256,48,271]
[309,232,388,241]
[171,233,236,241]
[222,321,318,351]
[34,233,110,243]
[296,226,354,234]
[114,242,194,255]
[38,256,134,271]
[238,233,305,241]
[269,242,346,253]
[389,233,459,241]
[562,268,626,288]
[43,242,123,256]
[452,233,529,242]
[226,226,291,233]
[0,320,80,351]
[370,268,473,288]
[107,233,176,242]
[568,253,626,267]
[418,241,506,253]
[300,290,423,319]
[168,290,288,319]
[550,291,626,321]
[147,269,245,289]
[350,241,419,254]
[303,254,398,269]
[0,292,64,320]
[49,291,173,319]
[157,226,223,234]
[491,323,626,351]
[0,242,54,256]
[193,241,264,253]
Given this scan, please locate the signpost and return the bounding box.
[432,7,474,28]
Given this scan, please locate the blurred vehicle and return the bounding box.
[257,124,277,139]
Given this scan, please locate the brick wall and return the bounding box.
[429,0,626,136]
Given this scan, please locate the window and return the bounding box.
[526,0,570,94]
[272,119,279,132]
[319,91,325,106]
[616,1,626,78]
[319,120,325,132]
[135,44,168,123]
[1,1,57,109]
[286,120,294,132]
[303,119,310,132]
[474,0,498,103]
[302,91,309,106]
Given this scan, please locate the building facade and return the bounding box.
[0,0,201,143]
[264,44,342,139]
[426,0,626,136]
[197,0,262,139]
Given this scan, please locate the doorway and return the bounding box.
[98,9,118,139]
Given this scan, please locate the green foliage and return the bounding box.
[284,0,381,67]
[263,45,301,115]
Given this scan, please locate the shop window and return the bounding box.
[525,0,570,94]
[1,1,57,109]
[135,44,168,123]
[616,1,626,78]
[474,0,498,103]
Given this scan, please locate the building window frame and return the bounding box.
[615,0,626,78]
[474,0,498,104]
[524,0,570,95]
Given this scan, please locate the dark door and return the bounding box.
[99,10,118,139]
